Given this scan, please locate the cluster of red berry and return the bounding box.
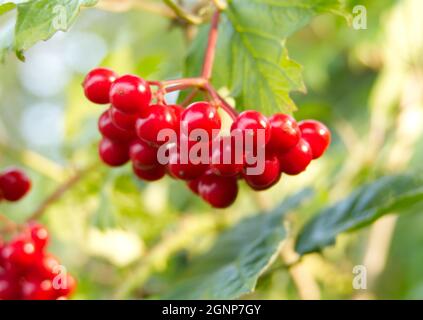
[0,168,31,202]
[83,68,330,208]
[0,223,76,300]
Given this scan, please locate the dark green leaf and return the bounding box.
[162,189,313,299]
[186,0,343,114]
[295,174,423,255]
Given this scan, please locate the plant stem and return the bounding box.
[201,11,220,80]
[206,84,238,119]
[162,0,202,24]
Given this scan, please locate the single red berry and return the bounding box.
[135,104,178,147]
[243,155,281,191]
[0,274,19,300]
[132,164,166,182]
[28,222,49,251]
[181,102,221,144]
[98,109,135,142]
[21,279,55,300]
[198,172,238,208]
[110,75,151,114]
[267,114,300,154]
[0,168,31,202]
[110,107,140,132]
[32,253,60,280]
[231,110,271,150]
[298,120,331,159]
[83,68,117,104]
[98,138,130,167]
[278,139,312,175]
[210,136,244,177]
[167,149,209,181]
[129,139,159,170]
[2,236,36,269]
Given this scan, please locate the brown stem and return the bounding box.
[201,11,220,80]
[28,164,95,221]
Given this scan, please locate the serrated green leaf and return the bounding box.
[162,189,312,299]
[295,174,423,255]
[186,0,342,114]
[12,0,98,60]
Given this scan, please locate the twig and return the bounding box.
[201,11,220,79]
[163,0,202,24]
[27,164,96,221]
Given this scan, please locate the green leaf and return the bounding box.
[295,174,423,255]
[162,189,312,299]
[0,2,16,16]
[186,0,343,114]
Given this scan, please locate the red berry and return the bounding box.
[21,279,55,300]
[210,136,244,177]
[98,138,129,167]
[110,107,140,132]
[2,236,36,269]
[298,120,331,159]
[0,168,31,202]
[231,110,271,149]
[198,172,238,208]
[278,139,312,175]
[181,102,221,144]
[0,274,19,300]
[167,149,209,181]
[83,68,117,104]
[187,179,200,195]
[132,164,165,182]
[54,273,76,298]
[32,254,60,280]
[28,222,49,251]
[267,114,300,154]
[129,139,159,170]
[243,155,281,191]
[168,104,184,132]
[135,104,178,147]
[110,75,151,114]
[98,109,135,142]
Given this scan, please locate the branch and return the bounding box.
[163,0,202,24]
[27,163,96,221]
[201,10,220,79]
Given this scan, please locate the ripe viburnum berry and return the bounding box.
[197,172,238,208]
[110,107,139,132]
[1,236,36,269]
[135,104,178,146]
[210,136,244,177]
[0,168,31,202]
[231,110,271,147]
[98,110,135,142]
[267,114,300,154]
[129,139,159,170]
[132,164,166,182]
[243,155,281,191]
[298,120,331,159]
[278,139,313,175]
[83,68,118,104]
[167,148,208,181]
[181,102,221,144]
[28,222,49,251]
[98,138,130,167]
[109,75,151,115]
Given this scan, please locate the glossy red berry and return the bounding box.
[28,222,49,251]
[129,139,159,170]
[278,139,312,175]
[197,172,238,208]
[181,102,221,144]
[98,138,129,167]
[110,107,140,132]
[32,254,60,280]
[267,114,300,154]
[21,279,55,300]
[83,68,117,104]
[167,149,208,181]
[2,236,36,268]
[0,168,31,202]
[243,155,281,191]
[231,111,271,150]
[98,110,135,142]
[132,164,166,182]
[110,75,151,114]
[298,120,331,159]
[135,104,178,147]
[210,136,244,177]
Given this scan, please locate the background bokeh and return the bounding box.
[1,0,423,299]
